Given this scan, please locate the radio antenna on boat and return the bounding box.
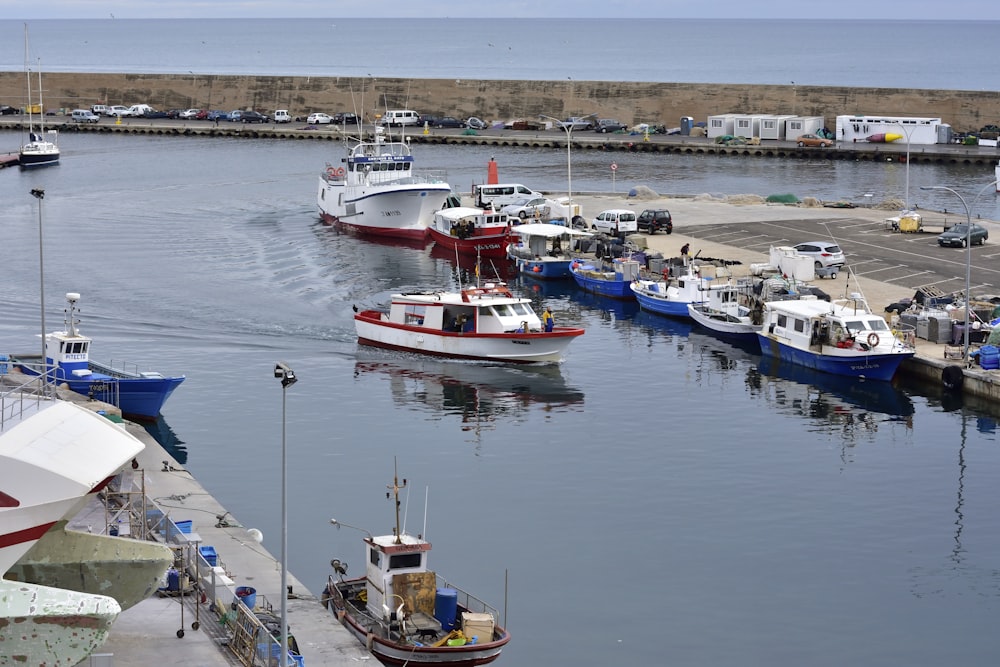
[387,457,407,544]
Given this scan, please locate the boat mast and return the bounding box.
[24,24,33,135]
[387,458,407,544]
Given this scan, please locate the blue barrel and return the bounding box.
[434,588,458,630]
[235,586,257,609]
[980,345,999,370]
[166,568,180,592]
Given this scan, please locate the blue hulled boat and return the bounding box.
[507,223,593,279]
[569,257,641,299]
[11,292,185,420]
[629,261,714,317]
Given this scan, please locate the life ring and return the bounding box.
[867,333,880,347]
[327,166,345,178]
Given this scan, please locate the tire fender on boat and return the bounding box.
[942,365,964,392]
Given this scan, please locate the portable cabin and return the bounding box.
[835,115,943,145]
[784,116,824,140]
[706,114,737,139]
[758,115,796,140]
[732,114,764,139]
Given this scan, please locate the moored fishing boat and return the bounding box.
[321,465,511,666]
[354,280,584,363]
[317,126,452,240]
[506,223,593,279]
[427,205,513,258]
[756,293,916,381]
[629,260,714,317]
[686,277,762,340]
[9,292,185,420]
[569,256,642,299]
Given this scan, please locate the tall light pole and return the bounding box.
[273,362,297,667]
[920,179,998,365]
[539,114,593,220]
[891,122,914,210]
[30,188,47,386]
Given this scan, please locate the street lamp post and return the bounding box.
[30,188,47,386]
[920,180,999,365]
[891,122,914,209]
[539,114,593,220]
[273,362,297,667]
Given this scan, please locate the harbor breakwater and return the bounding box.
[2,72,999,132]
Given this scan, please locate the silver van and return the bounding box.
[71,109,100,123]
[379,110,420,127]
[473,183,543,210]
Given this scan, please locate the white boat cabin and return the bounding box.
[363,533,436,623]
[388,284,544,334]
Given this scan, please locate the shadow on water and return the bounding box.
[143,416,188,465]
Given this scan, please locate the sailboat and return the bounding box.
[19,25,60,168]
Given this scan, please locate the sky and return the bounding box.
[1,1,997,20]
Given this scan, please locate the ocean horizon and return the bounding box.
[2,18,998,90]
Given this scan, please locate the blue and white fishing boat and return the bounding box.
[569,256,641,300]
[506,223,593,279]
[629,261,713,317]
[11,292,185,420]
[686,278,762,340]
[756,293,915,381]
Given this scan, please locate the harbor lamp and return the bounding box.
[274,362,297,667]
[920,180,999,365]
[890,121,916,210]
[539,113,595,220]
[30,188,47,387]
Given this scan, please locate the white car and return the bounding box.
[591,209,638,235]
[179,108,201,119]
[106,105,131,117]
[307,112,333,124]
[501,197,552,220]
[466,117,488,130]
[792,241,846,269]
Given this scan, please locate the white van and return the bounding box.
[273,110,291,123]
[473,183,543,210]
[379,110,420,127]
[592,209,638,235]
[71,109,100,123]
[127,104,154,117]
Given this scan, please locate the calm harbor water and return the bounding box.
[2,133,1000,666]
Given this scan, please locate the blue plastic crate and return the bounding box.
[199,546,217,566]
[175,520,193,534]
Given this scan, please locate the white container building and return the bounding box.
[784,116,825,140]
[706,114,737,139]
[758,115,797,140]
[836,115,943,145]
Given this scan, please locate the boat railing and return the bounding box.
[434,575,502,622]
[891,321,918,350]
[0,366,56,431]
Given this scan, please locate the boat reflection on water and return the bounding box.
[685,328,760,370]
[143,416,188,465]
[749,356,915,427]
[569,288,641,322]
[354,358,585,435]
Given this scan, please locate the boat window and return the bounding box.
[388,553,422,570]
[404,305,427,325]
[845,319,866,331]
[369,550,381,567]
[492,304,517,317]
[776,314,787,328]
[511,303,532,316]
[869,319,889,331]
[793,318,805,333]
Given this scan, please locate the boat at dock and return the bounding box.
[9,292,185,420]
[569,255,642,300]
[316,126,453,240]
[354,280,584,363]
[756,293,916,381]
[427,205,513,258]
[630,260,718,318]
[19,26,59,168]
[506,223,593,279]
[687,278,763,340]
[321,465,511,666]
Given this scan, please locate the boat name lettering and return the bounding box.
[512,340,530,345]
[381,210,403,217]
[65,353,87,360]
[849,363,881,370]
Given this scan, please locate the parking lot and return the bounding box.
[680,213,1000,298]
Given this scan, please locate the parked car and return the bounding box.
[307,112,333,124]
[206,110,229,121]
[501,197,553,220]
[417,114,439,127]
[636,209,673,234]
[228,110,244,122]
[332,112,360,124]
[142,109,169,118]
[466,117,488,130]
[796,134,833,147]
[559,116,595,131]
[90,104,108,117]
[165,109,184,119]
[195,109,210,120]
[179,108,202,119]
[1,105,20,115]
[792,241,846,269]
[594,118,627,133]
[106,105,131,117]
[241,110,268,123]
[938,223,988,247]
[433,116,466,128]
[273,110,291,123]
[592,209,638,235]
[70,109,100,123]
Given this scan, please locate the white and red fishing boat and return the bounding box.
[427,206,513,259]
[354,280,584,363]
[0,391,146,665]
[322,465,510,667]
[317,126,453,240]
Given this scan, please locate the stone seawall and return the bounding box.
[2,72,999,132]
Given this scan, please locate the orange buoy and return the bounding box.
[487,158,499,185]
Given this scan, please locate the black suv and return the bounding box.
[332,112,360,125]
[241,110,268,123]
[637,209,673,234]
